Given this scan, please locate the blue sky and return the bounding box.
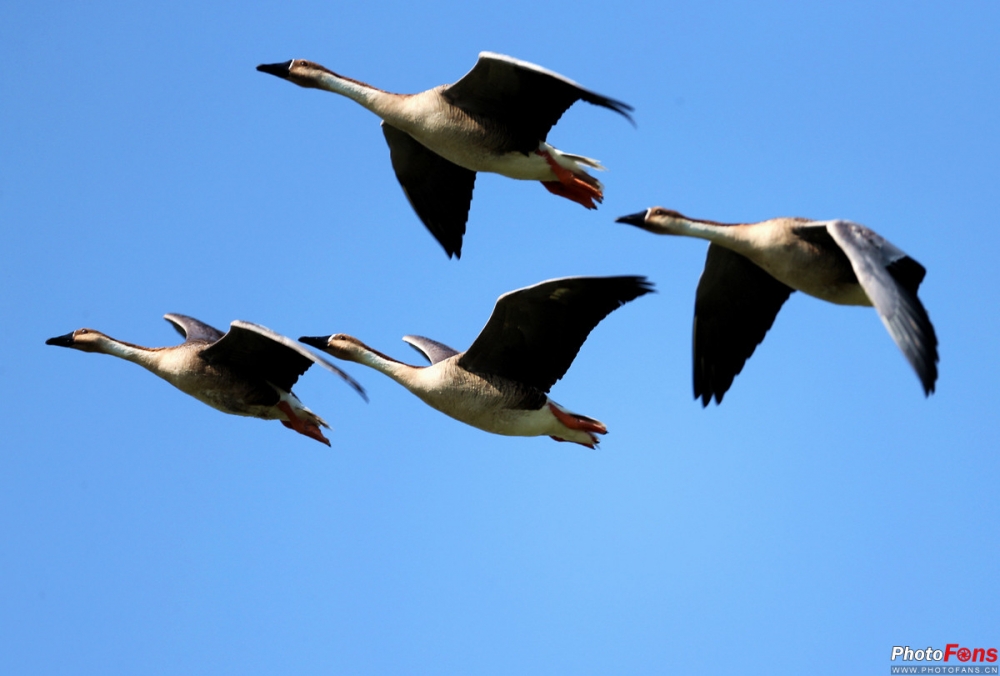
[2,1,998,674]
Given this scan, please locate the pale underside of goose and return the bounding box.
[616,208,938,404]
[257,52,634,258]
[46,313,367,445]
[301,276,653,447]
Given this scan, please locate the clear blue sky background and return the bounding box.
[2,2,998,674]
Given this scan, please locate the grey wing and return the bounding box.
[459,276,654,393]
[402,335,460,365]
[442,52,633,155]
[202,321,368,401]
[825,220,938,395]
[693,245,794,406]
[163,313,225,344]
[382,122,476,259]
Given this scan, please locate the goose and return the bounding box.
[300,276,653,447]
[616,208,938,404]
[256,52,633,258]
[45,314,367,445]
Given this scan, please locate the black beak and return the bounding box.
[299,335,331,350]
[46,332,76,347]
[615,211,650,227]
[256,60,293,79]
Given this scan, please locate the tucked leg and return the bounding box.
[277,401,331,446]
[537,149,603,209]
[547,403,604,449]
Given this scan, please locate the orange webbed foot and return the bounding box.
[537,149,604,209]
[547,402,607,435]
[541,180,602,209]
[547,403,604,448]
[277,401,331,446]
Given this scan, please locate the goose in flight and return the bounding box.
[616,208,938,404]
[257,52,633,258]
[300,276,653,447]
[46,314,367,445]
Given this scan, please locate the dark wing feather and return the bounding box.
[163,313,225,344]
[459,276,654,393]
[402,335,460,365]
[825,221,938,395]
[693,245,795,406]
[442,52,634,155]
[201,321,367,400]
[886,255,927,294]
[382,122,476,259]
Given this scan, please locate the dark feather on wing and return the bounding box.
[693,246,794,406]
[382,122,476,259]
[442,53,633,156]
[459,276,653,393]
[201,322,316,393]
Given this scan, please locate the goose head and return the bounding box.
[46,328,112,354]
[300,334,372,363]
[616,207,694,235]
[256,59,337,89]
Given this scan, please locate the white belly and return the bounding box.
[406,128,553,179]
[403,364,587,440]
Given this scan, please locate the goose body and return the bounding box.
[616,208,938,404]
[46,314,367,445]
[257,52,633,258]
[301,276,654,447]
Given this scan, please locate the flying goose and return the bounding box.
[45,314,367,445]
[256,52,634,258]
[616,208,938,404]
[300,276,653,447]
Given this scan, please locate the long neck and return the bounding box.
[660,214,768,257]
[664,214,742,242]
[94,335,165,373]
[313,71,408,121]
[344,342,423,388]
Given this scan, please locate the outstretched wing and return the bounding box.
[442,52,634,155]
[381,122,477,259]
[693,245,795,406]
[163,313,225,344]
[402,335,461,365]
[459,276,654,393]
[824,220,938,395]
[201,321,367,400]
